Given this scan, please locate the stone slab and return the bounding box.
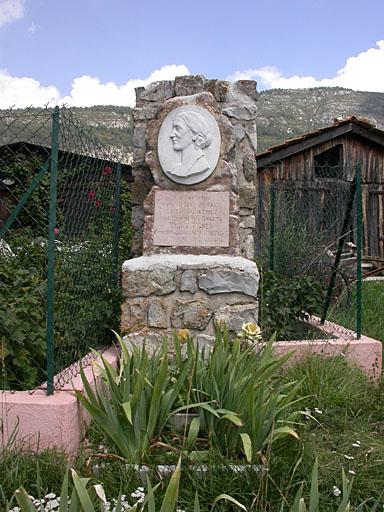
[122,254,259,275]
[153,190,229,247]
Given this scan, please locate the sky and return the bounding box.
[0,0,384,109]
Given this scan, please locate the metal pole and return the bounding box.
[269,183,275,271]
[46,106,60,395]
[356,163,362,338]
[321,175,356,323]
[112,163,121,285]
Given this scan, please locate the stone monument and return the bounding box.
[121,75,259,349]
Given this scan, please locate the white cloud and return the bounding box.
[227,40,384,93]
[60,64,190,107]
[0,0,24,27]
[0,64,190,109]
[0,69,60,108]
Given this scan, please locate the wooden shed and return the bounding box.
[256,116,384,259]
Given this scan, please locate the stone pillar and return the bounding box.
[122,75,259,348]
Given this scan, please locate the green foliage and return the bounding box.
[281,458,382,512]
[12,459,181,512]
[183,330,302,463]
[329,281,384,342]
[0,237,47,389]
[119,179,134,263]
[258,269,325,340]
[0,149,50,235]
[77,330,303,465]
[75,334,195,463]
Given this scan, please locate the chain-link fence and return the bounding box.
[255,163,364,340]
[0,106,123,392]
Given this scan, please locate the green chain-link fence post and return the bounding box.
[356,163,362,339]
[269,183,275,271]
[113,163,121,284]
[46,106,60,395]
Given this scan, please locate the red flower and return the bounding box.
[89,190,96,200]
[102,166,112,175]
[96,200,101,208]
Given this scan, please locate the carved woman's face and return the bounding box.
[170,116,194,151]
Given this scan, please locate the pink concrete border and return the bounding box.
[272,316,382,378]
[0,346,119,454]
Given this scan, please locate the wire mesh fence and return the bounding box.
[0,106,123,392]
[255,162,364,341]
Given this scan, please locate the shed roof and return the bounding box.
[0,141,133,187]
[256,116,384,168]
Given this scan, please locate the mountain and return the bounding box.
[1,87,384,159]
[256,87,384,152]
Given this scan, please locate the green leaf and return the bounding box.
[185,416,200,452]
[194,491,201,512]
[14,488,37,512]
[159,457,181,512]
[122,401,133,425]
[211,493,247,511]
[240,432,252,463]
[309,458,319,512]
[71,469,96,512]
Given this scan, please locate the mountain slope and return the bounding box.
[1,87,384,158]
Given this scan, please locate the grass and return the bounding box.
[328,280,384,342]
[2,354,384,511]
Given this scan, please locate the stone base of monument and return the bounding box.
[121,254,259,350]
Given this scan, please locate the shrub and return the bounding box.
[258,269,325,340]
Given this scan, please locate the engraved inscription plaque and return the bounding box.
[154,190,229,247]
[157,106,221,185]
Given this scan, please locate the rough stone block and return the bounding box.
[122,269,176,298]
[148,300,168,328]
[222,105,257,122]
[180,270,198,293]
[171,299,212,330]
[133,125,146,148]
[131,206,144,230]
[239,215,255,229]
[136,80,174,104]
[175,75,206,96]
[243,155,257,182]
[121,301,148,333]
[131,182,151,205]
[239,185,256,208]
[198,270,258,297]
[214,303,259,332]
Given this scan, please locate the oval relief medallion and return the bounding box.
[157,105,221,185]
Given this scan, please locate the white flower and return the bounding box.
[344,454,354,460]
[352,442,360,448]
[314,408,323,414]
[237,322,262,341]
[333,486,342,497]
[349,470,356,475]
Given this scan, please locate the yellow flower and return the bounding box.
[237,322,262,341]
[178,329,189,342]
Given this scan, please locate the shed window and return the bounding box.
[314,145,343,178]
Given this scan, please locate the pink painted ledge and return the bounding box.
[0,346,119,454]
[272,316,382,379]
[1,319,382,455]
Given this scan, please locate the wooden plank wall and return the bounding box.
[257,135,384,258]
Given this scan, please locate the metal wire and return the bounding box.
[0,106,122,392]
